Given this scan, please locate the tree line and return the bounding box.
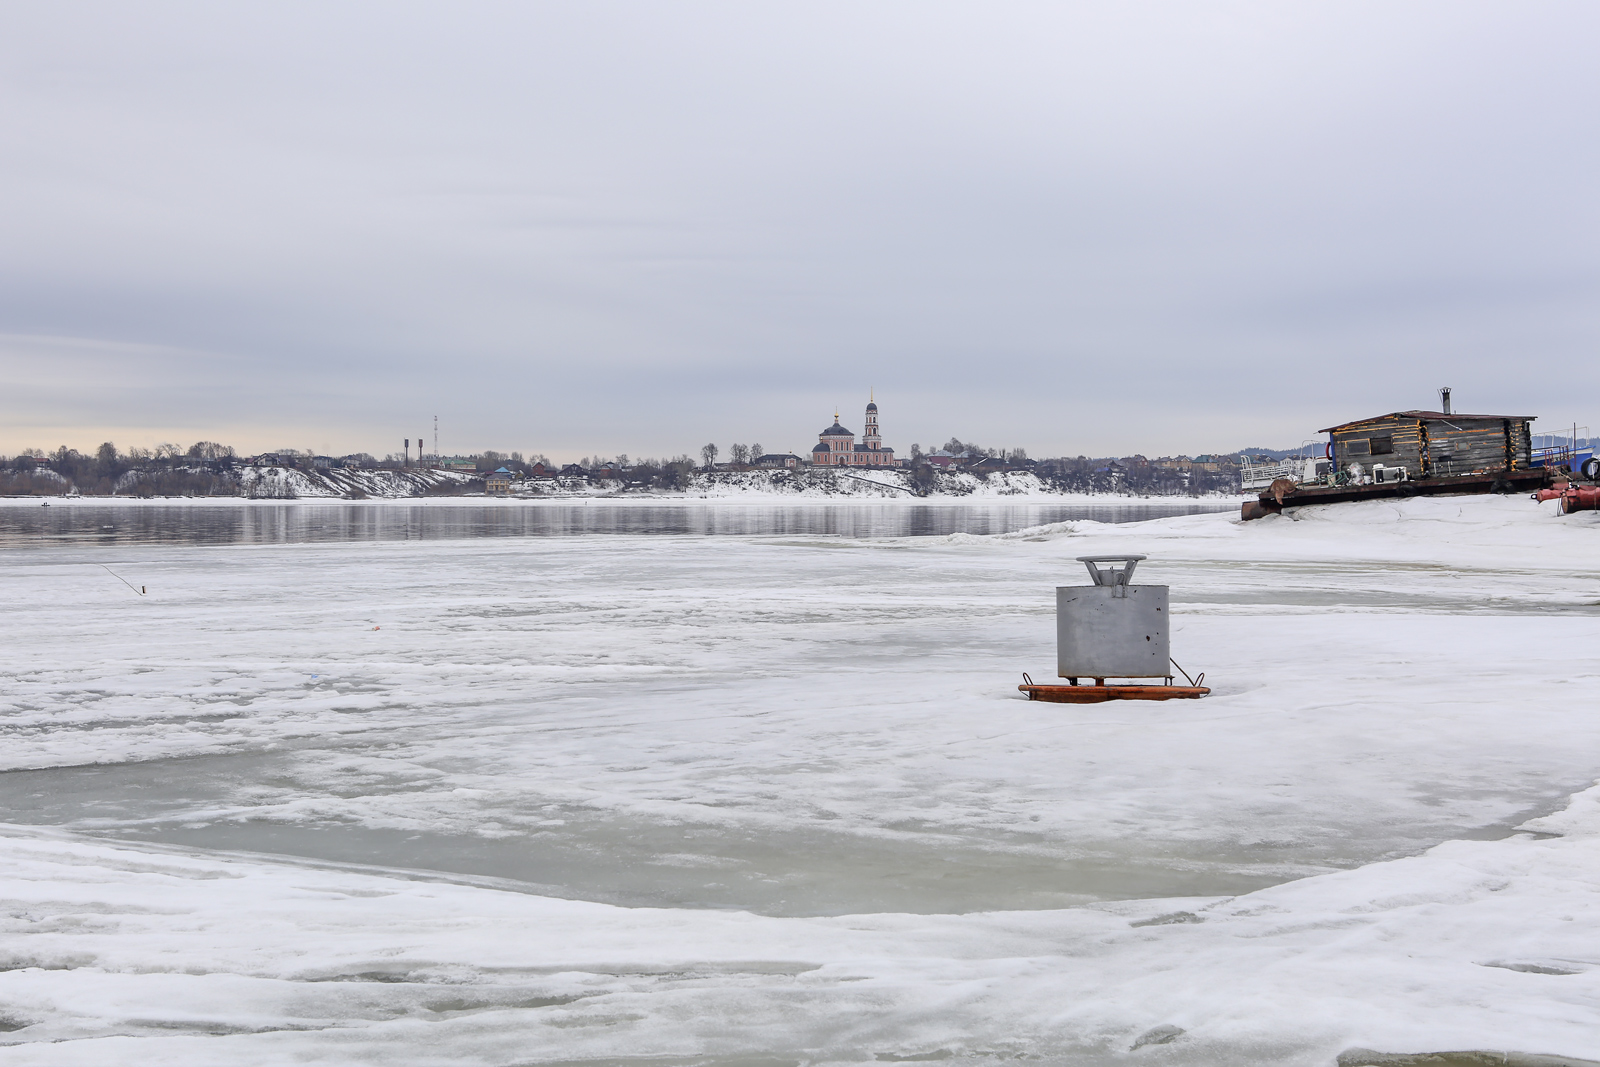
[2,438,1241,497]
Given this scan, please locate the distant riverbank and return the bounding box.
[2,464,1243,503]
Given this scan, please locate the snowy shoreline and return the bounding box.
[4,462,1247,504]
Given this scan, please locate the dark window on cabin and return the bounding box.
[1368,435,1393,455]
[1345,438,1370,456]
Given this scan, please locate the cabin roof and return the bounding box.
[1319,410,1535,433]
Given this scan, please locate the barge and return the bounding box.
[1242,392,1554,520]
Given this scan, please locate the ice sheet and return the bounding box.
[1,495,1598,1061]
[0,789,1597,1064]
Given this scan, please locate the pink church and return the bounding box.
[811,398,900,467]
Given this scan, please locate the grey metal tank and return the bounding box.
[1057,555,1170,679]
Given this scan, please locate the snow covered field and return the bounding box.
[1,495,1598,1064]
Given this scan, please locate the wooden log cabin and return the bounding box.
[1320,409,1534,480]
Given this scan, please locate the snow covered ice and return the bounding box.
[1,495,1599,1064]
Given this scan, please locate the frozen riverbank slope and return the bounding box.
[11,463,1227,501]
[1,495,1597,1063]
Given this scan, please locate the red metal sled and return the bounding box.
[1018,673,1209,703]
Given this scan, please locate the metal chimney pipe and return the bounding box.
[1439,387,1452,415]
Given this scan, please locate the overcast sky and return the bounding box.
[2,2,1597,460]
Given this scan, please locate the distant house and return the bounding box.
[558,464,590,478]
[528,462,552,478]
[1320,409,1534,480]
[754,453,802,469]
[595,462,622,479]
[925,449,957,469]
[439,460,477,472]
[485,467,513,494]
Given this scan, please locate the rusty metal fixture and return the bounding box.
[1058,556,1168,679]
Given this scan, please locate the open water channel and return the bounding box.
[0,498,1236,547]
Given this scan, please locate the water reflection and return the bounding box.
[0,500,1234,547]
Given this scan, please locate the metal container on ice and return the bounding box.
[1057,555,1169,679]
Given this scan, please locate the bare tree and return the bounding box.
[729,443,749,466]
[187,441,236,461]
[700,443,718,469]
[749,442,763,463]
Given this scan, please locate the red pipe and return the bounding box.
[1563,487,1600,513]
[1536,484,1600,512]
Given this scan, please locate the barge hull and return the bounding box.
[1242,468,1549,521]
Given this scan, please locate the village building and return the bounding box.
[485,467,513,494]
[1321,409,1534,480]
[926,449,986,469]
[755,453,803,469]
[810,398,900,467]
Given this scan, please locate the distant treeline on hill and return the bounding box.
[0,439,1249,497]
[0,443,710,497]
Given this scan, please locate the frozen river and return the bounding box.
[2,495,1598,1064]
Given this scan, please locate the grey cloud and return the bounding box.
[1,2,1597,458]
